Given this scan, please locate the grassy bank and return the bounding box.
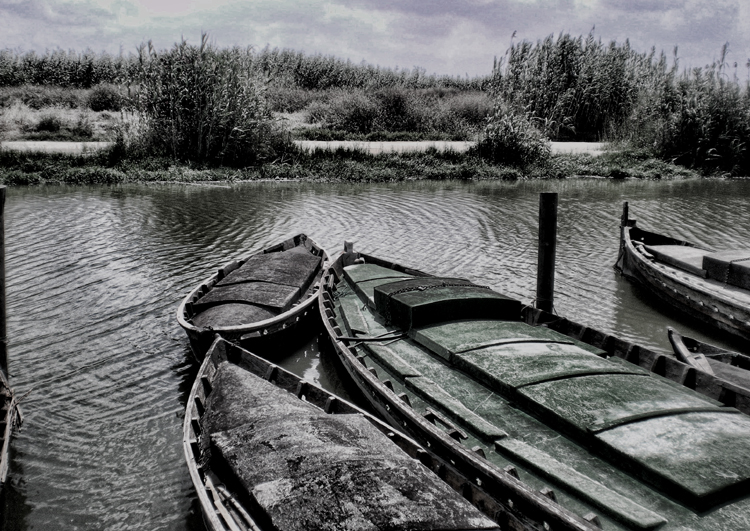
[0,144,700,186]
[2,35,749,180]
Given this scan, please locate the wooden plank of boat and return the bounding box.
[615,202,750,341]
[176,234,328,360]
[321,243,750,531]
[183,335,502,531]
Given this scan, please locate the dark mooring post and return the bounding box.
[536,192,558,314]
[0,186,7,376]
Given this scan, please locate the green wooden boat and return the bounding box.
[320,244,750,531]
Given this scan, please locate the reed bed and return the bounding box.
[2,34,750,174]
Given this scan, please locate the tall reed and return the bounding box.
[128,35,281,166]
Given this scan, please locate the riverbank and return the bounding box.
[0,140,699,185]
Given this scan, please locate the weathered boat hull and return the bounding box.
[319,251,602,531]
[321,244,750,531]
[615,204,750,341]
[177,234,328,361]
[183,335,502,531]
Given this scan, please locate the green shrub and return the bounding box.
[87,83,122,111]
[36,113,63,132]
[130,35,285,166]
[477,106,551,167]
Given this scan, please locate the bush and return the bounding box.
[35,113,63,132]
[477,106,551,167]
[130,35,286,166]
[87,83,122,111]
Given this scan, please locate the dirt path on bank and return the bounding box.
[1,140,607,156]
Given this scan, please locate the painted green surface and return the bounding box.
[597,412,750,506]
[353,277,413,308]
[338,294,371,336]
[495,438,667,530]
[384,285,521,330]
[405,376,508,440]
[343,263,412,284]
[366,343,422,378]
[519,373,720,433]
[413,319,607,359]
[454,342,641,392]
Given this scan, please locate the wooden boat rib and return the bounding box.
[615,202,750,341]
[176,234,328,360]
[183,335,502,531]
[320,244,750,531]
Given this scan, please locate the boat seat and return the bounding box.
[452,342,644,394]
[412,319,605,362]
[703,250,750,290]
[364,343,422,378]
[374,278,521,330]
[192,282,299,314]
[216,249,321,289]
[191,303,276,329]
[644,245,708,277]
[343,263,413,285]
[597,411,750,511]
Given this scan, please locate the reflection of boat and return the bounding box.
[615,202,750,341]
[183,335,501,531]
[668,326,750,391]
[0,369,19,493]
[177,235,328,360]
[321,244,750,530]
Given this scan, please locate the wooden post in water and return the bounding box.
[0,187,6,377]
[536,192,558,314]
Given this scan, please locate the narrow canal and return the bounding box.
[1,178,749,529]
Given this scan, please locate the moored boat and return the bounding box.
[320,243,750,531]
[0,369,19,494]
[667,327,750,392]
[183,335,503,531]
[615,202,750,341]
[177,234,328,360]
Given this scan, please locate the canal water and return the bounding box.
[1,178,749,529]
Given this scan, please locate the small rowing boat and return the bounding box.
[177,235,328,360]
[320,242,750,531]
[615,202,750,341]
[183,335,502,531]
[667,327,750,392]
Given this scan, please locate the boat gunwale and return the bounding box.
[175,235,328,349]
[319,250,601,531]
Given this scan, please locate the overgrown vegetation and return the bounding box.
[2,33,750,178]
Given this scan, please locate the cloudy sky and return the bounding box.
[2,0,749,77]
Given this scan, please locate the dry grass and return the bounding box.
[0,102,119,141]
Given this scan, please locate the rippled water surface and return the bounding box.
[1,178,749,529]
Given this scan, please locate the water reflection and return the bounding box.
[2,178,749,529]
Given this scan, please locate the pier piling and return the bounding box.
[536,192,558,314]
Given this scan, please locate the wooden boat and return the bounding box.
[0,369,20,493]
[183,335,503,531]
[615,202,750,341]
[667,327,750,392]
[320,243,750,531]
[177,235,328,360]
